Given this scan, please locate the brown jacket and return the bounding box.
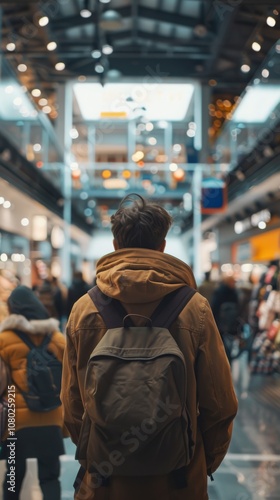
[0,314,66,432]
[61,248,238,500]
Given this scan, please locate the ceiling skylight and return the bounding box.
[73,83,194,121]
[232,85,280,123]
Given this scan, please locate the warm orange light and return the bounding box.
[100,112,127,118]
[72,169,81,179]
[137,161,145,168]
[122,170,131,179]
[36,161,44,168]
[156,154,168,163]
[173,168,185,181]
[102,169,112,179]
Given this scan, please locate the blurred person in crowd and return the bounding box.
[66,270,90,317]
[0,286,66,500]
[61,193,238,500]
[53,276,69,330]
[34,275,64,327]
[231,278,255,399]
[211,274,240,363]
[258,260,280,301]
[0,270,19,324]
[198,270,217,304]
[247,268,263,339]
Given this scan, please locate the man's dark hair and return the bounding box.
[111,193,172,250]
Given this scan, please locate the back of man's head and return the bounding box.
[111,193,172,250]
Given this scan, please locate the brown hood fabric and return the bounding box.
[96,248,197,303]
[61,248,238,500]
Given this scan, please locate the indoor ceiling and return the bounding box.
[1,0,280,96]
[0,0,280,235]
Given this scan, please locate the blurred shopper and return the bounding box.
[248,269,263,339]
[198,270,217,303]
[211,274,240,363]
[0,270,19,324]
[0,286,66,500]
[61,193,238,500]
[66,271,90,317]
[34,275,64,326]
[250,260,280,375]
[231,279,255,399]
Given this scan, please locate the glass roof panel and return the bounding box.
[73,83,194,121]
[232,85,280,123]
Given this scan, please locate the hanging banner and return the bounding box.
[201,177,227,214]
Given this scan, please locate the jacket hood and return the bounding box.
[96,248,196,303]
[7,285,50,320]
[0,314,60,335]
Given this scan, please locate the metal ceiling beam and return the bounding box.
[2,31,211,59]
[114,29,211,46]
[131,0,139,44]
[55,30,211,47]
[51,6,205,32]
[70,188,188,200]
[205,2,240,74]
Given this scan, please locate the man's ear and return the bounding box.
[113,239,119,250]
[157,240,166,253]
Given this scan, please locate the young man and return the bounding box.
[61,194,238,500]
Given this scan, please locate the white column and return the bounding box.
[193,84,211,284]
[56,83,73,286]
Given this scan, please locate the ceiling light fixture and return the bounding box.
[100,10,123,31]
[31,88,41,97]
[42,105,52,114]
[39,97,48,106]
[241,63,251,73]
[39,16,49,27]
[95,63,105,73]
[17,63,27,72]
[240,54,251,73]
[91,49,102,58]
[251,34,263,52]
[6,42,16,51]
[47,41,57,51]
[99,0,111,3]
[80,0,92,18]
[55,62,65,71]
[107,69,122,79]
[266,16,276,27]
[102,44,113,55]
[252,41,261,52]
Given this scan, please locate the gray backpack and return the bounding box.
[77,285,196,486]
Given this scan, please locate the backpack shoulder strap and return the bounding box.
[88,286,133,328]
[13,330,52,350]
[88,285,196,329]
[151,286,197,328]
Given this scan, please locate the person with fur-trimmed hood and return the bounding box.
[0,285,66,500]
